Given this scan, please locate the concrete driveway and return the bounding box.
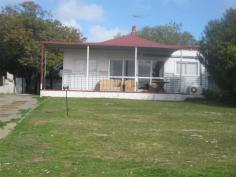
[0,94,37,139]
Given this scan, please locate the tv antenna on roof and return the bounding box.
[132,14,143,26]
[132,15,143,18]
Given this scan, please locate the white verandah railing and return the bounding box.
[62,72,182,94]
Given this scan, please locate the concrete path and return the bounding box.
[0,95,37,122]
[0,94,37,139]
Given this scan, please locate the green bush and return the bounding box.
[203,89,236,104]
[203,89,221,101]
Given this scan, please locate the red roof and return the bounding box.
[41,27,194,50]
[96,33,182,49]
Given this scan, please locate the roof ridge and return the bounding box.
[132,34,163,44]
[97,32,164,45]
[97,33,132,44]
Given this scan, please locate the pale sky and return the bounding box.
[1,0,236,42]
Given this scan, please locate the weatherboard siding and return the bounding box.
[62,48,207,94]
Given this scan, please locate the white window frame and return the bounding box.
[109,59,126,79]
[175,61,199,76]
[109,58,165,89]
[89,59,108,76]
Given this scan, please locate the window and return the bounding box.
[110,60,123,76]
[74,59,86,75]
[138,60,151,77]
[186,63,198,75]
[89,60,97,75]
[90,60,108,76]
[110,60,134,77]
[176,62,198,75]
[109,59,165,91]
[110,59,164,78]
[124,60,134,76]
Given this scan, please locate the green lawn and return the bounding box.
[0,98,236,177]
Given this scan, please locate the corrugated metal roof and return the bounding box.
[96,33,182,49]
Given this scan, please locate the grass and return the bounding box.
[0,98,236,177]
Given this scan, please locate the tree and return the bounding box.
[199,8,236,101]
[0,1,86,93]
[113,32,123,39]
[138,22,197,46]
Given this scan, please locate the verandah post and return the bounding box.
[86,45,90,90]
[134,47,138,92]
[179,49,183,93]
[40,44,45,90]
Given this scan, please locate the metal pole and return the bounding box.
[63,86,69,116]
[66,89,68,116]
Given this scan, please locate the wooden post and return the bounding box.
[44,50,47,90]
[40,44,45,90]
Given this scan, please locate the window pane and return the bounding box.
[89,60,97,75]
[186,63,198,75]
[139,60,151,77]
[97,60,108,76]
[176,62,186,75]
[110,60,123,76]
[182,63,186,75]
[74,59,86,74]
[124,60,134,76]
[152,61,164,77]
[90,59,108,76]
[176,62,180,74]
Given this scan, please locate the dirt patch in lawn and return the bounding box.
[31,119,49,126]
[31,156,47,163]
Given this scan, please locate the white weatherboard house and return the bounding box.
[40,26,208,101]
